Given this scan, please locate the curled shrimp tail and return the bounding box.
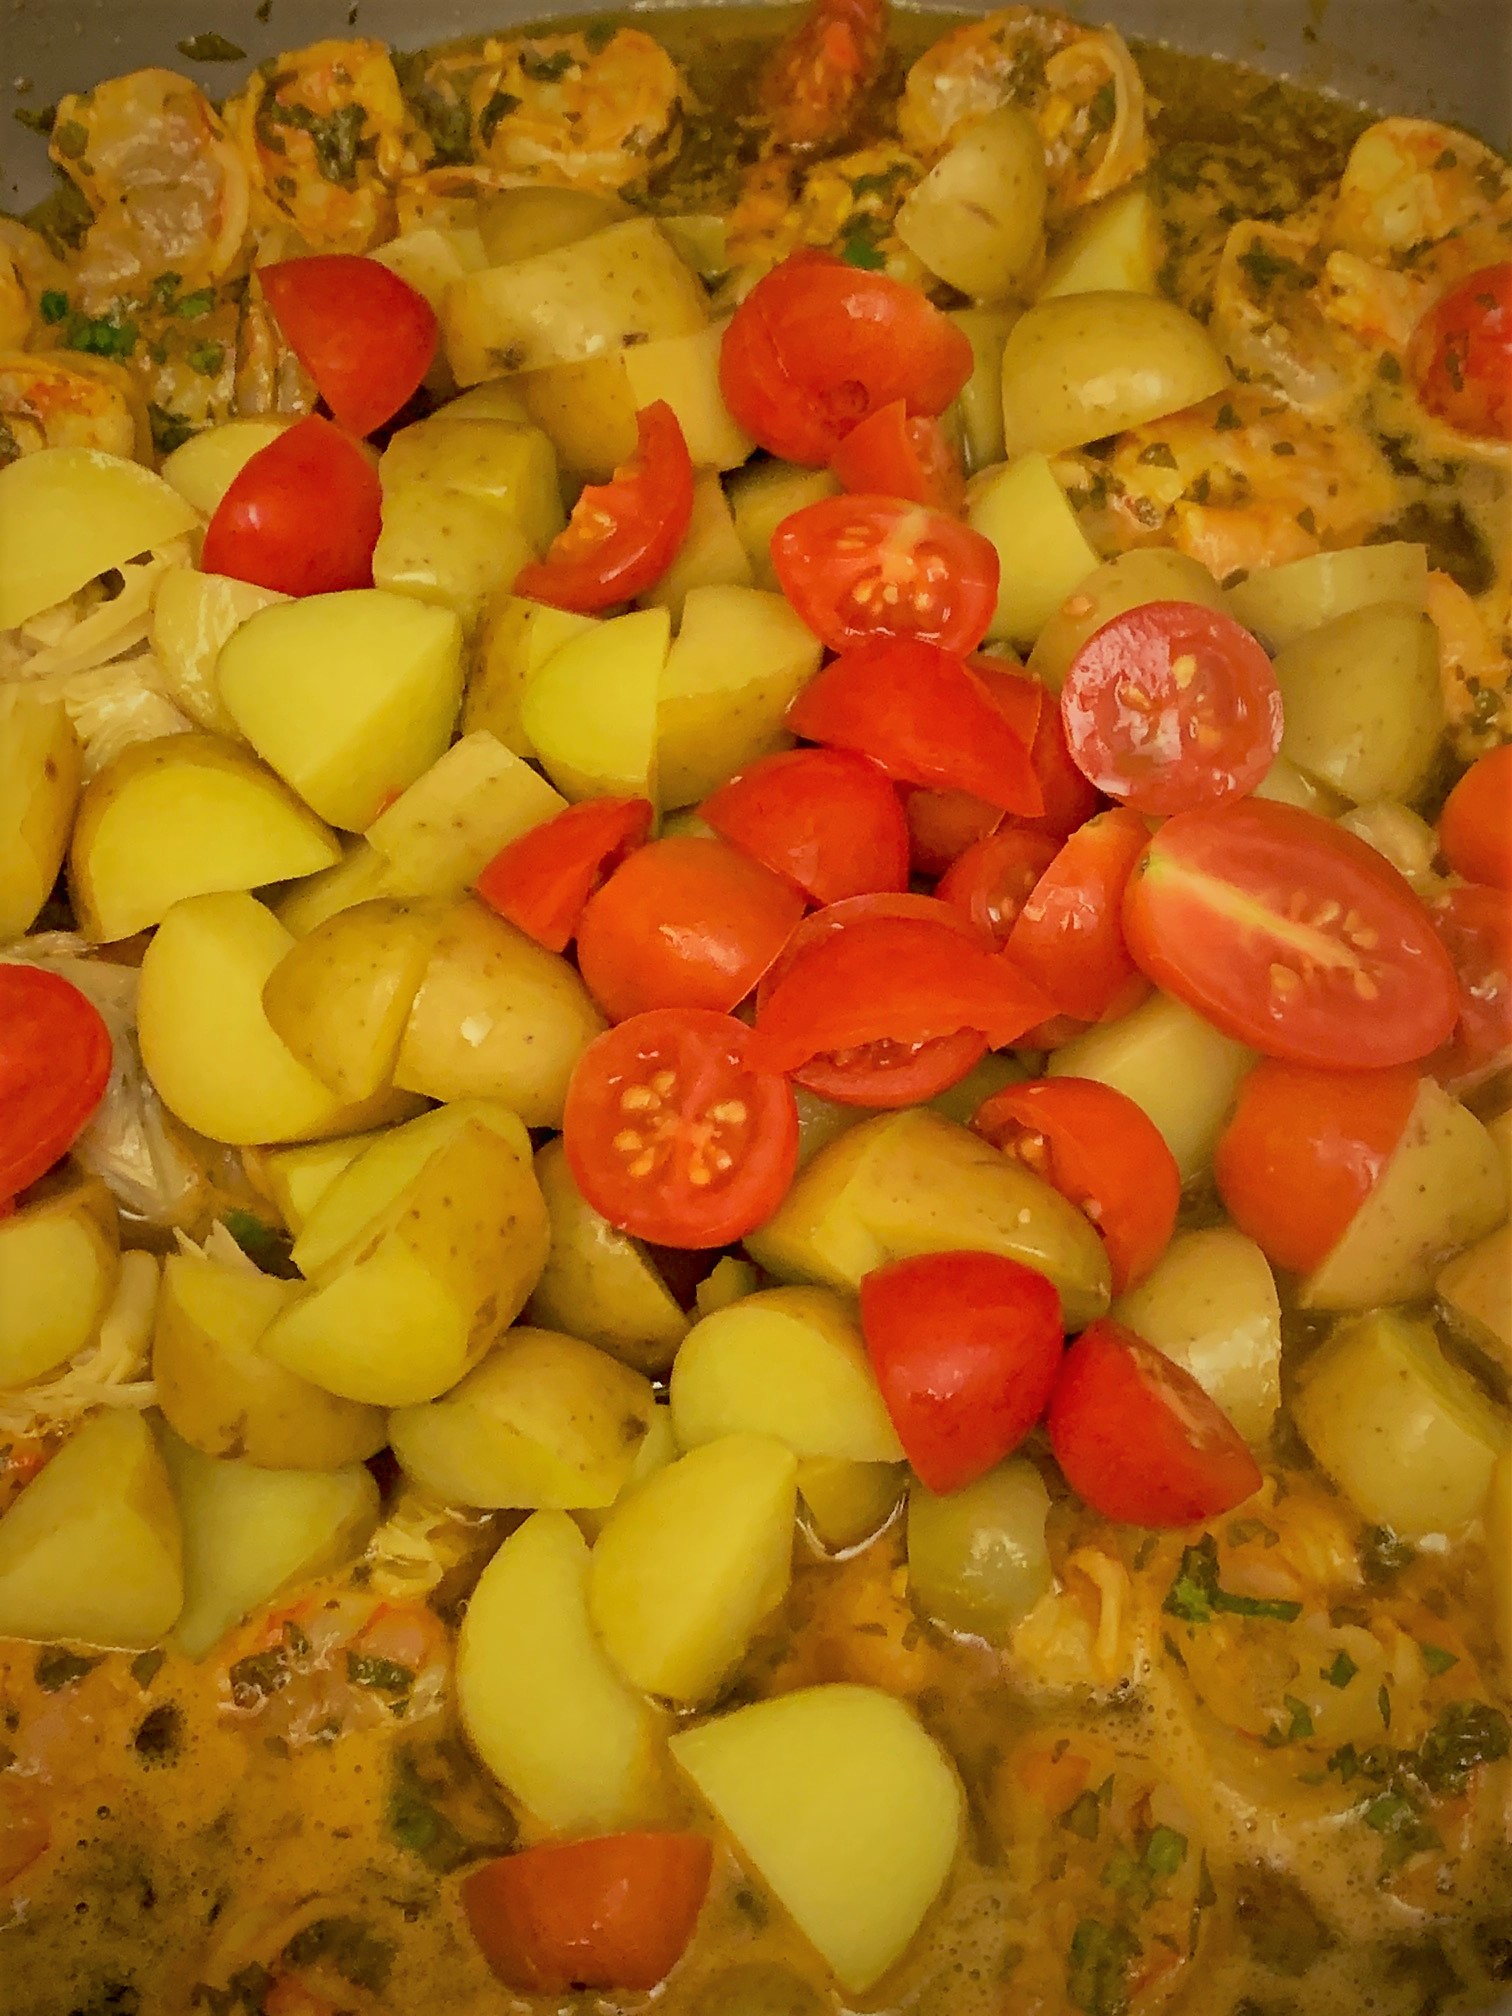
[757,0,891,154]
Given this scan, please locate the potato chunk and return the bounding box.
[1026,547,1227,692]
[1112,1226,1281,1445]
[0,446,197,629]
[364,730,566,894]
[159,418,293,517]
[0,687,80,942]
[657,586,822,808]
[523,606,669,802]
[966,453,1099,649]
[898,107,1046,299]
[0,1172,118,1387]
[1273,602,1443,804]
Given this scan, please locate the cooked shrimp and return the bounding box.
[726,145,926,285]
[0,351,138,460]
[1009,1544,1141,1696]
[1210,218,1359,412]
[467,29,685,194]
[899,6,1148,215]
[1428,568,1512,753]
[1328,117,1512,264]
[49,70,250,307]
[758,0,890,154]
[217,1590,450,1748]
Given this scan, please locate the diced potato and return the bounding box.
[1488,1107,1512,1191]
[217,590,464,832]
[926,1051,1029,1127]
[576,1401,680,1542]
[640,470,754,622]
[0,1173,119,1387]
[967,453,1099,649]
[659,212,728,281]
[0,686,80,942]
[898,107,1046,299]
[394,896,605,1126]
[522,320,754,480]
[69,732,340,942]
[658,586,823,806]
[797,1458,906,1553]
[151,568,286,739]
[444,217,710,385]
[1026,547,1227,691]
[153,1251,386,1470]
[390,1326,658,1508]
[1039,186,1160,298]
[262,897,444,1102]
[694,1256,761,1319]
[0,1411,182,1647]
[477,185,625,264]
[946,307,1017,472]
[1301,1077,1508,1309]
[366,730,567,895]
[1001,293,1229,458]
[1438,1225,1512,1376]
[793,1085,869,1168]
[1293,1310,1507,1537]
[1112,1227,1281,1444]
[1048,993,1255,1184]
[273,841,393,938]
[746,1110,1111,1328]
[138,892,419,1146]
[523,606,670,802]
[440,380,533,424]
[727,461,840,591]
[458,1510,667,1833]
[518,354,640,479]
[164,1430,380,1659]
[370,222,488,329]
[1273,602,1443,804]
[1336,799,1442,894]
[1226,541,1428,649]
[0,446,199,629]
[670,1684,963,1994]
[671,1288,904,1463]
[1490,1450,1512,1679]
[906,1460,1052,1642]
[464,597,599,758]
[255,1134,371,1234]
[159,418,293,518]
[589,1434,798,1705]
[525,1137,688,1374]
[624,321,755,471]
[1253,755,1343,817]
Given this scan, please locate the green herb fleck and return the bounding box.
[52,118,89,161]
[1361,1526,1414,1582]
[1323,1650,1359,1689]
[130,1648,166,1689]
[387,1755,474,1873]
[839,230,887,271]
[1296,505,1318,535]
[1061,1789,1102,1840]
[35,1647,103,1692]
[1101,1844,1152,1906]
[1086,81,1116,136]
[1421,1643,1459,1677]
[281,1918,395,1995]
[1413,1701,1510,1794]
[1378,1683,1392,1729]
[59,309,137,360]
[1163,1537,1302,1625]
[478,90,522,145]
[346,1652,414,1696]
[177,32,248,61]
[1282,1695,1314,1740]
[187,340,225,376]
[1137,441,1178,469]
[12,103,58,137]
[519,45,576,83]
[175,288,217,319]
[583,19,618,51]
[1144,1826,1187,1878]
[1237,242,1312,298]
[149,405,198,456]
[39,289,69,324]
[1214,401,1241,431]
[1377,352,1404,384]
[228,1648,289,1708]
[1067,1918,1139,2016]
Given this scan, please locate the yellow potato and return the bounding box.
[1490,1450,1512,1680]
[151,567,287,738]
[364,730,567,894]
[670,1684,963,1994]
[275,841,394,938]
[625,321,755,471]
[797,1457,906,1554]
[1039,186,1160,299]
[464,597,599,757]
[1438,1224,1512,1377]
[1113,1227,1282,1445]
[576,1401,680,1543]
[0,686,80,942]
[0,446,198,628]
[1253,755,1344,818]
[518,354,640,479]
[1293,1310,1507,1537]
[1336,798,1440,892]
[163,1429,380,1659]
[0,1172,119,1387]
[670,1288,904,1463]
[158,418,293,518]
[948,307,1018,472]
[395,897,605,1126]
[1273,602,1443,804]
[898,107,1046,299]
[726,462,841,591]
[693,1255,761,1319]
[69,732,341,942]
[217,589,464,832]
[477,185,626,264]
[390,1326,658,1509]
[657,585,822,806]
[589,1433,799,1705]
[458,1510,667,1833]
[255,1134,372,1235]
[641,470,755,622]
[522,607,670,801]
[440,379,534,424]
[1027,547,1227,691]
[525,1137,689,1374]
[0,1410,182,1648]
[906,1460,1052,1643]
[522,321,753,480]
[370,222,489,328]
[153,1251,386,1470]
[137,892,419,1146]
[1227,541,1428,649]
[261,897,444,1102]
[967,453,1099,649]
[1001,293,1229,458]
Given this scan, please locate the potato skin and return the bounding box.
[898,107,1047,299]
[0,1169,119,1387]
[0,688,81,943]
[1273,602,1444,803]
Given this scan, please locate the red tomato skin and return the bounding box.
[1439,744,1512,891]
[938,829,1060,947]
[772,495,999,656]
[576,835,804,1023]
[1122,800,1462,1069]
[1430,881,1512,1087]
[200,415,382,597]
[0,966,112,1204]
[1214,1059,1420,1274]
[973,1077,1180,1292]
[1048,1320,1262,1527]
[1408,263,1512,441]
[702,747,909,905]
[259,255,438,436]
[788,636,1043,816]
[903,786,1003,876]
[514,402,694,613]
[564,1008,798,1248]
[474,797,653,953]
[461,1832,713,1994]
[860,1250,1065,1493]
[1019,699,1105,841]
[1006,809,1151,1023]
[830,400,965,511]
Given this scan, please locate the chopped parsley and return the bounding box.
[518,45,576,83]
[839,227,887,271]
[1086,80,1117,136]
[39,289,69,325]
[1144,1825,1188,1878]
[1061,1789,1102,1840]
[177,32,248,62]
[55,307,138,360]
[51,118,89,161]
[1360,1526,1415,1582]
[1421,1643,1459,1677]
[1137,441,1178,468]
[260,94,371,188]
[187,339,226,376]
[1067,1918,1139,2016]
[1214,401,1241,431]
[220,1210,297,1277]
[175,288,217,319]
[1163,1536,1303,1625]
[346,1651,415,1697]
[281,1917,395,1995]
[12,102,57,137]
[1322,1650,1359,1689]
[1236,241,1312,299]
[478,90,522,145]
[387,1755,475,1872]
[1414,1701,1510,1794]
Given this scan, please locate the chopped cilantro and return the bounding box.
[1237,241,1312,297]
[187,340,226,376]
[519,45,576,82]
[12,103,58,137]
[1137,441,1178,469]
[177,32,248,61]
[1376,352,1404,384]
[1163,1536,1303,1625]
[346,1652,414,1696]
[52,118,89,161]
[39,289,69,324]
[1322,1650,1359,1689]
[263,97,370,188]
[478,90,522,145]
[131,1648,166,1689]
[1067,1918,1139,2016]
[1101,1844,1152,1906]
[839,230,887,271]
[583,19,618,51]
[1061,1789,1102,1840]
[59,309,137,360]
[175,288,217,319]
[1144,1825,1187,1877]
[849,165,908,200]
[1214,401,1241,430]
[227,1648,289,1707]
[1413,1701,1510,1794]
[1086,81,1116,136]
[35,1646,103,1692]
[387,1755,476,1873]
[281,1917,395,1994]
[1421,1643,1459,1677]
[1360,1526,1414,1582]
[1295,505,1318,535]
[1282,1695,1314,1740]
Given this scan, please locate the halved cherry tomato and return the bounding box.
[1408,263,1512,442]
[903,786,1003,877]
[259,255,438,437]
[1018,696,1104,840]
[1122,800,1461,1068]
[475,797,653,953]
[900,702,1100,875]
[461,1832,713,1994]
[1060,601,1283,816]
[1047,1319,1262,1526]
[1006,809,1151,1024]
[973,1078,1180,1292]
[200,415,382,597]
[719,249,974,465]
[859,1251,1065,1494]
[969,658,1043,744]
[788,636,1042,815]
[1439,744,1512,890]
[772,495,998,655]
[701,748,909,905]
[514,402,694,613]
[576,835,804,1023]
[938,828,1059,946]
[563,1008,799,1246]
[830,399,965,512]
[1429,881,1512,1087]
[0,965,113,1204]
[1213,1059,1419,1274]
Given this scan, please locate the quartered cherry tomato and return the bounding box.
[474,797,653,953]
[259,254,438,436]
[0,965,112,1204]
[772,494,998,655]
[1408,263,1512,441]
[1005,808,1151,1024]
[702,747,910,905]
[937,828,1059,946]
[1430,881,1512,1087]
[1439,743,1512,890]
[1048,1319,1262,1526]
[830,399,965,511]
[563,1008,798,1247]
[200,415,382,597]
[515,402,694,613]
[903,786,1003,877]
